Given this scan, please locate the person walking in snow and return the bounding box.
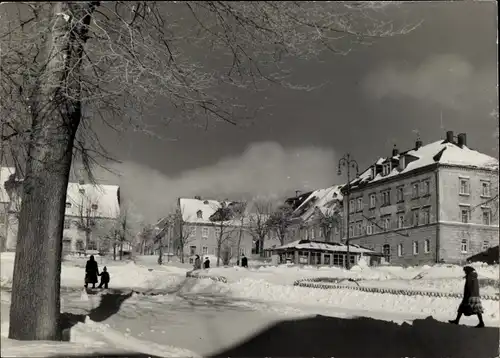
[241,254,248,268]
[449,266,485,328]
[193,255,201,270]
[203,256,210,269]
[84,255,99,289]
[98,266,110,289]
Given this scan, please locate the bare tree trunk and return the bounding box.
[8,2,96,341]
[236,228,243,266]
[259,236,265,258]
[158,242,163,265]
[85,229,90,252]
[119,242,123,260]
[113,242,117,261]
[216,242,222,267]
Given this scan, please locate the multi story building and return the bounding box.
[0,167,120,254]
[174,197,255,263]
[344,131,499,265]
[0,167,16,251]
[288,185,344,243]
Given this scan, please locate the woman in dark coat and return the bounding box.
[193,255,201,270]
[449,266,485,328]
[85,255,99,289]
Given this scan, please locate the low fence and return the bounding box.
[185,270,228,283]
[293,277,500,301]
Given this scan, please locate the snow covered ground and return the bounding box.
[1,252,499,357]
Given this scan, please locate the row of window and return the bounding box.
[381,238,491,260]
[460,206,492,225]
[459,177,492,197]
[188,245,246,256]
[349,179,431,213]
[349,207,431,237]
[65,202,99,210]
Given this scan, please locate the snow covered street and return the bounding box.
[2,285,499,358]
[1,253,499,357]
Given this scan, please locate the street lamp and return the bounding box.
[338,153,359,270]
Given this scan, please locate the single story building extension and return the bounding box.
[266,239,383,267]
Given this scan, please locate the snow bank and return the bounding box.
[180,277,500,323]
[1,253,189,291]
[192,261,499,294]
[1,317,199,357]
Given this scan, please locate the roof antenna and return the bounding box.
[440,109,445,131]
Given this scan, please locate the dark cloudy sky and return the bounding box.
[89,1,498,222]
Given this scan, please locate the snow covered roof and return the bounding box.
[293,185,343,221]
[350,139,498,189]
[179,197,241,224]
[0,167,15,203]
[271,239,377,254]
[65,183,120,219]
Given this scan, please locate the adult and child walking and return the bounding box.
[84,255,111,289]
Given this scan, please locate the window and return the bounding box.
[356,221,362,236]
[383,244,391,262]
[481,181,491,197]
[349,199,355,213]
[482,209,491,225]
[459,178,470,195]
[383,216,391,231]
[87,240,97,251]
[197,210,203,219]
[460,239,468,253]
[412,183,419,199]
[65,202,72,209]
[91,203,98,210]
[460,207,470,223]
[215,227,221,237]
[202,227,209,238]
[424,239,430,253]
[366,220,374,235]
[482,240,490,251]
[422,180,430,196]
[381,190,391,206]
[189,227,196,237]
[64,219,71,229]
[412,241,419,255]
[189,246,196,255]
[310,228,315,239]
[348,224,354,238]
[369,194,376,208]
[357,198,363,212]
[397,243,404,257]
[396,187,404,203]
[202,246,208,255]
[421,207,430,225]
[382,163,391,176]
[412,209,419,226]
[397,214,405,229]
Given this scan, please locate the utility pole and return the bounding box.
[338,153,359,270]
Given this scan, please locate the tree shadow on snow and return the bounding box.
[209,315,499,358]
[59,291,133,342]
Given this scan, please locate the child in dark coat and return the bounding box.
[449,266,485,328]
[98,266,110,289]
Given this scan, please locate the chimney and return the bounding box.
[457,133,467,148]
[295,190,301,197]
[392,145,399,157]
[194,195,201,200]
[415,140,423,150]
[398,156,406,171]
[445,130,454,143]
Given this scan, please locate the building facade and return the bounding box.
[344,131,499,266]
[288,185,344,244]
[0,167,121,254]
[174,197,256,263]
